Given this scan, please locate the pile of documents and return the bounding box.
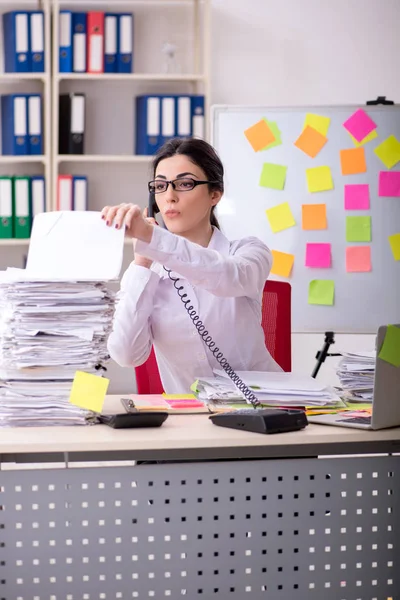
[336,351,376,402]
[0,211,124,427]
[194,370,345,410]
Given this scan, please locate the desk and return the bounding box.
[1,395,399,599]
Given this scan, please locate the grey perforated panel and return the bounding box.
[0,456,399,599]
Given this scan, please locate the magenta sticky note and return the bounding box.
[379,171,400,197]
[344,184,370,210]
[305,243,331,268]
[343,108,377,143]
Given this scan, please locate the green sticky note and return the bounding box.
[69,371,110,413]
[378,325,400,367]
[259,162,287,190]
[374,135,400,169]
[306,166,334,193]
[262,119,282,150]
[346,216,371,242]
[308,279,335,306]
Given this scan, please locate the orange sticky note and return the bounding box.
[294,125,328,158]
[302,204,327,230]
[346,246,372,272]
[340,147,367,175]
[271,250,295,278]
[244,119,275,152]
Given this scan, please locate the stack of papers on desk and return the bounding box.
[0,211,124,427]
[195,370,344,410]
[336,350,376,402]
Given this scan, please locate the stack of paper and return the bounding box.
[0,211,124,427]
[194,370,345,410]
[336,351,376,402]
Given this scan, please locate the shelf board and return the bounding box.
[0,73,47,81]
[57,155,153,163]
[0,238,30,246]
[0,156,46,164]
[57,73,204,82]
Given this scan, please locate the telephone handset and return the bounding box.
[147,191,158,219]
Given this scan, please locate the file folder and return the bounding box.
[1,94,28,155]
[57,175,73,210]
[59,10,73,72]
[59,93,86,154]
[161,97,175,145]
[117,13,133,73]
[30,11,44,72]
[104,13,118,73]
[27,94,43,155]
[0,177,13,239]
[72,12,87,73]
[176,95,191,137]
[2,11,30,73]
[87,12,104,73]
[73,176,88,210]
[135,96,161,155]
[30,176,46,218]
[13,176,31,238]
[191,95,205,139]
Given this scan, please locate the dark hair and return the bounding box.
[152,137,224,229]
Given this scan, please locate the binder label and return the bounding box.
[60,12,72,46]
[162,98,175,137]
[14,97,27,136]
[73,34,86,72]
[147,98,160,136]
[71,96,85,133]
[120,15,132,53]
[0,180,12,216]
[15,179,29,216]
[32,179,45,215]
[31,13,44,52]
[90,35,103,72]
[28,96,41,135]
[15,13,28,53]
[178,97,191,136]
[105,16,117,53]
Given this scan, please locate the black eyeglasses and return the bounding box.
[148,178,220,194]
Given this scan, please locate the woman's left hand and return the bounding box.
[101,203,153,243]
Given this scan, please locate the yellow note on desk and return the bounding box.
[162,394,196,400]
[69,371,110,413]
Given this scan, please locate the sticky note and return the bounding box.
[69,371,110,413]
[259,163,287,190]
[244,119,275,152]
[378,325,400,368]
[303,113,330,136]
[346,216,371,242]
[374,135,400,169]
[265,202,296,233]
[262,119,282,150]
[302,204,327,230]
[346,246,371,272]
[349,129,378,147]
[340,147,367,175]
[306,166,334,193]
[308,280,335,306]
[162,394,196,400]
[271,249,295,277]
[305,243,331,268]
[344,184,370,210]
[378,171,400,197]
[343,108,377,143]
[294,126,328,158]
[388,233,400,261]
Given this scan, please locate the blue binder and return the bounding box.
[72,176,88,211]
[30,175,46,217]
[1,95,28,155]
[27,94,43,155]
[2,11,31,73]
[59,10,73,73]
[104,13,118,73]
[72,12,87,73]
[29,11,44,72]
[191,95,205,139]
[135,95,162,155]
[117,13,133,73]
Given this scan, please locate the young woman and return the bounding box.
[102,137,282,394]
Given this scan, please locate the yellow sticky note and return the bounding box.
[303,113,331,137]
[306,166,334,193]
[69,371,109,413]
[162,394,196,400]
[388,233,400,261]
[266,202,296,233]
[349,129,378,147]
[374,135,400,169]
[271,250,295,277]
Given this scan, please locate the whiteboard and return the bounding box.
[211,104,400,333]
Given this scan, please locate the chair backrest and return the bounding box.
[134,279,292,394]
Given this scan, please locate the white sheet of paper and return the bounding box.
[26,211,125,281]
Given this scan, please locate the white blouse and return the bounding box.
[107,225,282,393]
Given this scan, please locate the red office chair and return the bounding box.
[135,280,292,394]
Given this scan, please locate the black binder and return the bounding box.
[59,93,86,154]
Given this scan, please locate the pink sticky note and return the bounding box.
[344,184,370,210]
[305,243,331,268]
[379,171,400,197]
[343,109,377,143]
[346,246,371,272]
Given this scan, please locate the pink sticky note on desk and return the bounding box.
[343,108,377,143]
[379,171,400,197]
[344,184,370,210]
[306,243,331,268]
